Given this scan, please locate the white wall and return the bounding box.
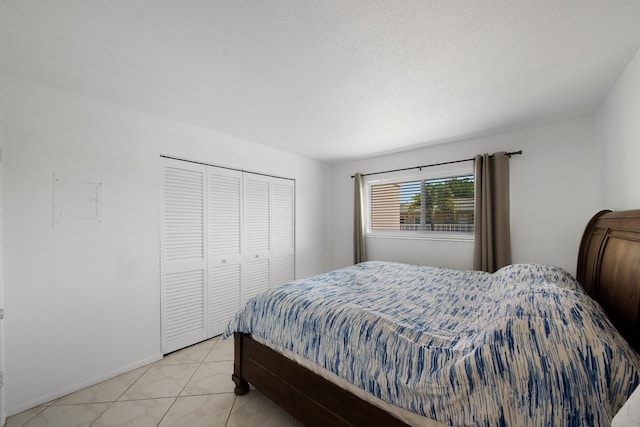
[597,47,640,210]
[0,112,6,426]
[331,117,599,275]
[0,75,332,415]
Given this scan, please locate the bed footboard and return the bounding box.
[232,332,410,427]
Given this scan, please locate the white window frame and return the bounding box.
[364,162,474,242]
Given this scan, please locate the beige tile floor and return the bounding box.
[6,337,304,427]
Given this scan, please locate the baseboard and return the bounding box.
[7,353,162,417]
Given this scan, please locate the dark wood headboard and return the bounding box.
[577,209,640,351]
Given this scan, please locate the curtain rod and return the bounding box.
[350,150,522,179]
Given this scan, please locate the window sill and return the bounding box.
[365,232,474,243]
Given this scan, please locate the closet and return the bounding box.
[161,157,295,354]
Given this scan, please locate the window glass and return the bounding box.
[368,174,474,236]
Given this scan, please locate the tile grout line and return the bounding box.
[154,339,217,426]
[87,363,154,427]
[14,406,46,427]
[110,363,153,403]
[12,338,227,427]
[177,351,208,398]
[154,401,175,426]
[152,363,200,427]
[214,336,237,427]
[87,401,117,427]
[224,395,238,427]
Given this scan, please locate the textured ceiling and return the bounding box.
[2,1,640,163]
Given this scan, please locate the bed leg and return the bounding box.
[233,333,250,395]
[232,373,250,395]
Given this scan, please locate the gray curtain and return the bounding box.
[353,173,367,264]
[473,152,511,272]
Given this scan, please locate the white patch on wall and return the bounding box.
[53,174,104,228]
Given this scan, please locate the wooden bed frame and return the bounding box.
[232,209,640,426]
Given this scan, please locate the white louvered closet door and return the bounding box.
[208,167,242,336]
[271,178,295,287]
[161,159,208,354]
[161,159,295,354]
[242,174,271,304]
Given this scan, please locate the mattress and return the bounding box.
[225,261,640,426]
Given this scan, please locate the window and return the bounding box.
[366,166,474,238]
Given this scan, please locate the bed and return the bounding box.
[225,209,640,426]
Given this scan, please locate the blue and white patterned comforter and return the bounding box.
[224,261,640,426]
